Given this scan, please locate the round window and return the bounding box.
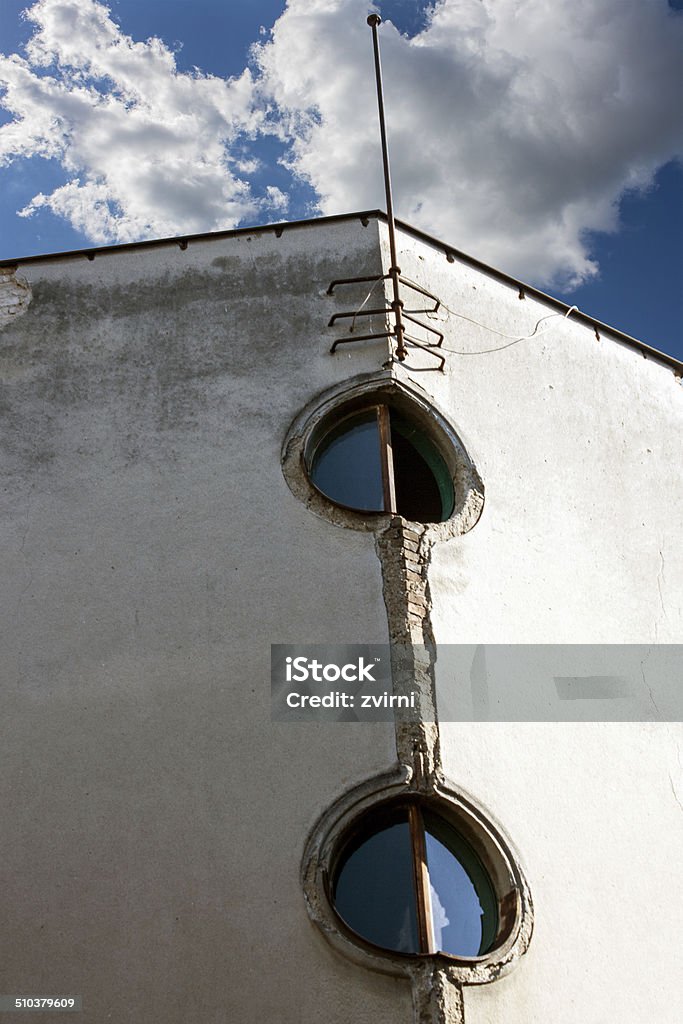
[331,801,499,959]
[307,403,455,523]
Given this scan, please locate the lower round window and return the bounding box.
[331,800,500,959]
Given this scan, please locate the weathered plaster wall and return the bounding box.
[381,224,683,1023]
[1,213,680,1024]
[0,220,412,1024]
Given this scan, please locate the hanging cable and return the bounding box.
[440,304,578,355]
[399,275,580,355]
[349,275,385,333]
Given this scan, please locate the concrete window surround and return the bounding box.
[301,770,533,1004]
[281,370,485,541]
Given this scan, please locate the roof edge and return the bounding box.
[389,215,682,375]
[1,209,680,374]
[0,209,383,267]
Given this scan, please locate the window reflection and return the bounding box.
[334,817,419,954]
[308,402,455,522]
[310,410,384,512]
[429,882,450,951]
[332,802,499,959]
[425,830,484,956]
[424,811,498,957]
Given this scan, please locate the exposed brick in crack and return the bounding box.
[412,964,465,1024]
[376,518,473,1022]
[376,517,432,644]
[375,515,442,790]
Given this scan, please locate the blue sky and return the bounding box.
[1,0,681,360]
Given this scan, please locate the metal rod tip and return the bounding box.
[367,14,381,27]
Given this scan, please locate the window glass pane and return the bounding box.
[310,409,384,512]
[334,817,419,954]
[424,811,498,957]
[390,413,454,522]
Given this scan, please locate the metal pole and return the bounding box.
[367,14,406,361]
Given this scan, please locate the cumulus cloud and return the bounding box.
[1,0,682,285]
[0,0,269,242]
[254,0,683,285]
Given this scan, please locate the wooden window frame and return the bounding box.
[332,799,508,959]
[376,403,398,515]
[305,399,459,524]
[306,401,396,516]
[408,802,436,954]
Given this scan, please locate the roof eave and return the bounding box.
[1,209,680,375]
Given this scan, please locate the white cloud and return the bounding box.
[254,0,683,286]
[264,185,289,213]
[0,0,264,243]
[1,0,682,285]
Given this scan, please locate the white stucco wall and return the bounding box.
[1,214,680,1024]
[383,224,683,1023]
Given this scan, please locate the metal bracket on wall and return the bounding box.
[327,273,446,371]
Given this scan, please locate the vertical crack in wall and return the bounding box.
[412,965,465,1024]
[376,516,465,1024]
[376,516,442,784]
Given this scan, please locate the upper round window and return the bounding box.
[331,801,499,959]
[307,403,455,523]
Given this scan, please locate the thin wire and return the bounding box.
[349,275,385,333]
[436,303,579,355]
[399,273,579,355]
